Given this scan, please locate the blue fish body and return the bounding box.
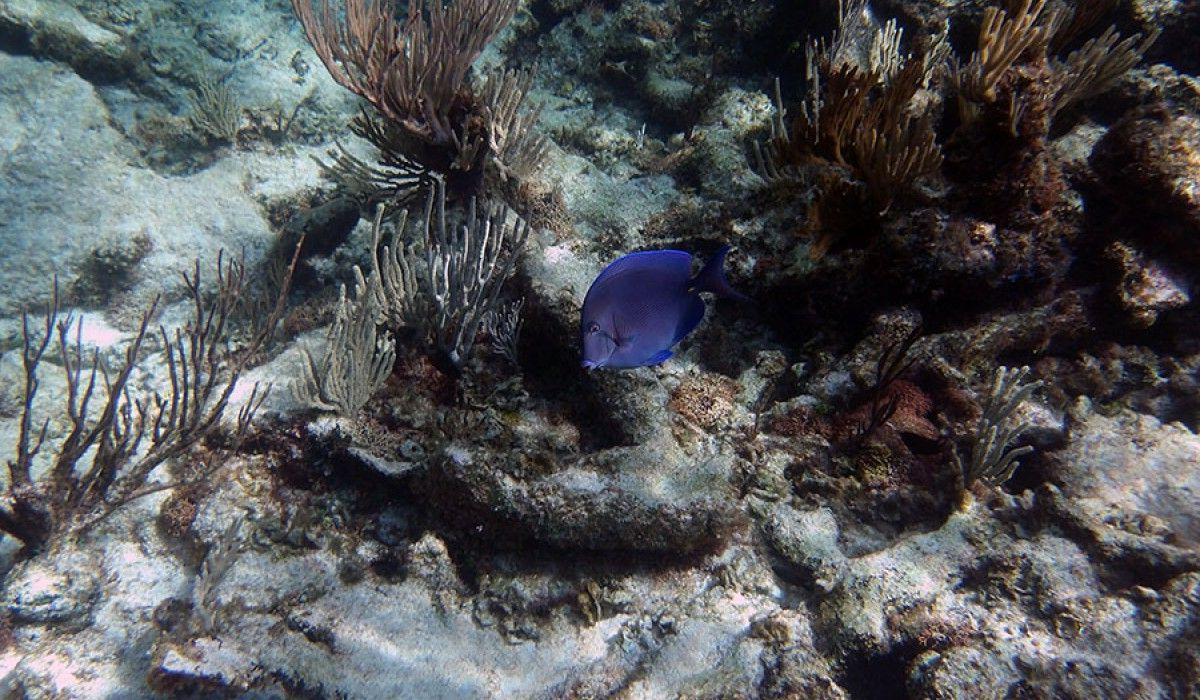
[580,246,745,369]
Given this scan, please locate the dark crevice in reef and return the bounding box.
[1134,3,1200,75]
[527,0,610,38]
[434,528,715,594]
[803,592,922,700]
[281,197,363,259]
[0,16,135,86]
[838,643,919,700]
[516,278,636,451]
[755,227,1083,355]
[1001,454,1054,497]
[0,17,34,58]
[241,197,366,303]
[727,2,834,96]
[756,276,866,353]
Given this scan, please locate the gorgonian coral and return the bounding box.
[292,0,548,201]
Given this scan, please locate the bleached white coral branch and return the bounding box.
[367,179,530,371]
[422,181,530,370]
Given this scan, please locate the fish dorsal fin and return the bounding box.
[591,250,693,290]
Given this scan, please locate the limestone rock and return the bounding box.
[1052,400,1200,547]
[1092,106,1200,259]
[2,548,100,628]
[1108,241,1192,327]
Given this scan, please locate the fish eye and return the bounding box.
[587,322,600,334]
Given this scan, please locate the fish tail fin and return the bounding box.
[693,245,749,301]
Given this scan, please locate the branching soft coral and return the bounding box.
[954,0,1061,114]
[293,263,396,417]
[292,0,547,200]
[294,0,515,142]
[755,2,941,218]
[952,365,1043,507]
[1052,25,1160,117]
[367,179,531,373]
[946,0,1157,226]
[2,252,296,553]
[759,0,1156,222]
[755,37,941,258]
[954,0,1159,129]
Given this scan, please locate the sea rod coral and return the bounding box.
[2,251,294,553]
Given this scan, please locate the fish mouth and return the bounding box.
[581,360,603,371]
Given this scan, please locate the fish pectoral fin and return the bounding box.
[646,349,673,365]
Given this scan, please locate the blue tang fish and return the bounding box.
[580,246,746,369]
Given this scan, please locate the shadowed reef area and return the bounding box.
[0,0,1198,697]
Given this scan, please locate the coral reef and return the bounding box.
[0,0,1196,696]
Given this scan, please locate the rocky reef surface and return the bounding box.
[0,0,1197,697]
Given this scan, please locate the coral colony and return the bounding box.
[0,0,1197,696]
